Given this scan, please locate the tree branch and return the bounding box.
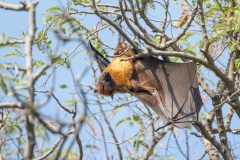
[195,122,233,160]
[33,56,60,81]
[35,130,74,160]
[0,39,25,46]
[203,139,220,160]
[205,109,215,134]
[24,1,38,159]
[0,102,25,109]
[0,1,37,11]
[164,5,198,48]
[197,0,214,64]
[198,75,216,98]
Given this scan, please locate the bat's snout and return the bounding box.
[97,72,116,98]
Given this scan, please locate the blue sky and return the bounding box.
[1,0,240,159]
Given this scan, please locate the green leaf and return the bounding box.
[187,125,192,130]
[22,71,26,79]
[14,85,27,90]
[71,51,87,61]
[22,31,26,37]
[152,36,160,44]
[43,6,61,14]
[6,92,26,98]
[230,7,239,11]
[133,139,143,151]
[15,49,22,55]
[0,75,7,94]
[61,28,66,34]
[235,59,240,69]
[199,113,208,121]
[63,99,79,104]
[60,17,79,27]
[86,145,100,150]
[216,80,221,90]
[69,26,82,38]
[63,60,70,69]
[41,72,47,77]
[2,33,8,40]
[4,52,19,57]
[59,84,67,89]
[33,60,45,68]
[115,115,140,127]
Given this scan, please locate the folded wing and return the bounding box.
[130,56,203,128]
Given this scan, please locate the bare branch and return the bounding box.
[203,139,220,160]
[91,0,143,54]
[96,95,123,159]
[198,75,216,98]
[86,118,157,145]
[0,1,37,11]
[35,130,74,160]
[0,39,25,46]
[225,106,234,130]
[197,0,214,64]
[165,5,198,48]
[142,128,170,160]
[195,122,233,160]
[205,109,215,134]
[231,129,240,134]
[214,103,231,156]
[35,90,74,114]
[0,102,25,109]
[137,1,163,34]
[173,128,187,159]
[24,1,39,159]
[33,55,60,81]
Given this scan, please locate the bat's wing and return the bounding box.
[130,56,203,128]
[88,42,110,72]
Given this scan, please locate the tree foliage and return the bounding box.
[0,0,240,159]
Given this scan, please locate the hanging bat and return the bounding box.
[88,18,203,130]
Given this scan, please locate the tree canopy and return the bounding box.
[0,0,240,159]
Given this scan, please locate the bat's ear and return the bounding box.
[88,41,110,72]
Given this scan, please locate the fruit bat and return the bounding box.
[88,19,203,130]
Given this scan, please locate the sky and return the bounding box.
[0,0,240,159]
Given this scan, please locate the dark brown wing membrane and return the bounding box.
[88,42,110,72]
[130,56,203,128]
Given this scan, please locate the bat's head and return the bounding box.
[97,71,116,98]
[114,42,133,57]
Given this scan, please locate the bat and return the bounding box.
[88,41,203,130]
[88,18,203,130]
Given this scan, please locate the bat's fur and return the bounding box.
[89,40,203,129]
[89,14,202,129]
[97,42,134,96]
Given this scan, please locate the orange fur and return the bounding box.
[98,42,134,94]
